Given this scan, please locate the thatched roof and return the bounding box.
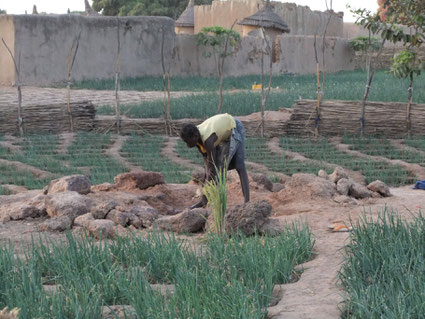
[175,0,194,27]
[238,1,290,33]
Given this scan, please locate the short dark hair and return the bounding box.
[180,123,199,141]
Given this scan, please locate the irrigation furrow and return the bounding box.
[0,134,22,153]
[0,158,54,179]
[267,137,366,185]
[390,139,425,158]
[330,137,425,181]
[161,137,203,172]
[105,135,140,172]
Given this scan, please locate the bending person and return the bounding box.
[180,113,250,208]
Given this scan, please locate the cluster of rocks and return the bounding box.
[0,171,281,238]
[319,167,391,204]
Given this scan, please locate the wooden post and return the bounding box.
[313,35,321,138]
[407,77,413,137]
[115,18,121,134]
[2,38,24,136]
[66,31,81,132]
[259,27,273,138]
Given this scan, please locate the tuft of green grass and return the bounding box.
[341,209,425,318]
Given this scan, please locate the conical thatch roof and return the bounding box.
[175,0,194,27]
[238,1,290,33]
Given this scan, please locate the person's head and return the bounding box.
[180,123,200,148]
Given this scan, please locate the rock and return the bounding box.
[318,169,328,179]
[91,183,116,192]
[225,200,272,236]
[8,204,46,221]
[39,216,72,232]
[45,175,91,195]
[45,191,92,222]
[336,178,352,196]
[106,209,130,227]
[92,200,118,219]
[271,183,285,193]
[114,171,164,190]
[251,173,273,191]
[87,220,116,239]
[328,166,348,184]
[74,213,94,227]
[349,182,372,199]
[259,218,283,236]
[367,180,391,197]
[333,195,358,205]
[155,208,209,233]
[129,206,160,228]
[290,173,337,198]
[102,305,136,319]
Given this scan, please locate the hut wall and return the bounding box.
[0,15,16,86]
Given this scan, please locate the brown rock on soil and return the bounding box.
[349,182,372,199]
[91,183,116,192]
[328,167,348,184]
[155,208,209,233]
[129,206,160,228]
[114,171,164,190]
[106,209,131,227]
[92,200,118,219]
[74,213,95,227]
[336,178,352,196]
[289,173,337,198]
[251,173,273,191]
[45,191,92,222]
[87,219,116,239]
[225,200,272,236]
[39,216,72,232]
[367,180,391,197]
[45,175,91,195]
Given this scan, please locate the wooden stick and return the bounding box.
[115,18,121,134]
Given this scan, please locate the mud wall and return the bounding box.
[194,0,344,37]
[0,15,175,86]
[0,15,16,86]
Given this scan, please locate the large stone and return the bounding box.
[329,167,348,184]
[225,200,272,236]
[114,171,164,190]
[129,206,160,228]
[272,183,285,193]
[92,200,118,219]
[39,216,72,232]
[336,178,352,196]
[318,169,328,179]
[45,191,92,221]
[45,175,91,195]
[87,220,116,239]
[251,173,273,191]
[349,182,372,199]
[106,210,131,227]
[367,180,391,197]
[290,173,337,198]
[155,208,209,233]
[74,213,95,227]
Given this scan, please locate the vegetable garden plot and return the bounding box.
[120,135,192,184]
[281,137,413,186]
[341,210,425,318]
[176,139,204,167]
[343,136,425,166]
[0,227,313,318]
[245,138,330,176]
[404,138,425,154]
[67,133,129,185]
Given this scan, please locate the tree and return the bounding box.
[388,50,423,136]
[196,25,241,113]
[349,36,382,77]
[0,8,6,14]
[92,0,212,19]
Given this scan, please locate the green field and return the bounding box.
[0,227,313,318]
[341,210,425,318]
[86,70,425,119]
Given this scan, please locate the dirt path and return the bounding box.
[0,159,54,179]
[330,137,425,180]
[0,135,22,153]
[390,139,425,158]
[267,137,366,184]
[104,135,140,172]
[161,137,203,172]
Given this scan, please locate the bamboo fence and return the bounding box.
[0,101,95,134]
[285,99,425,137]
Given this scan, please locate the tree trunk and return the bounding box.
[406,76,413,137]
[115,19,121,134]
